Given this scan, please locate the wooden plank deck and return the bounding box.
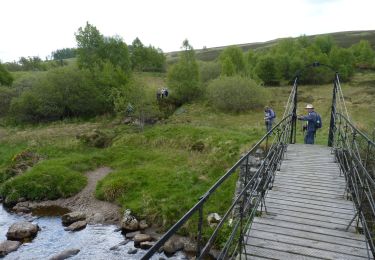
[243,144,371,260]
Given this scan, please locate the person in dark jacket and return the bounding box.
[298,104,318,144]
[264,106,276,134]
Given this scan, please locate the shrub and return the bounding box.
[207,76,268,112]
[199,61,221,84]
[0,87,16,116]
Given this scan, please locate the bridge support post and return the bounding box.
[328,73,338,147]
[290,77,298,144]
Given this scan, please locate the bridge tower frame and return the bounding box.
[291,62,339,146]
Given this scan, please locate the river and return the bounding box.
[0,204,186,259]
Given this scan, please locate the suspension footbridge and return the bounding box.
[142,64,375,260]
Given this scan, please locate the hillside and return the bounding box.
[166,30,375,62]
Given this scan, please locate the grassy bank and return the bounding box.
[0,71,374,235]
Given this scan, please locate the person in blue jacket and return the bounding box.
[264,106,276,134]
[298,104,318,144]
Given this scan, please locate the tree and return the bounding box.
[0,63,14,86]
[18,56,46,71]
[130,37,166,72]
[330,47,354,81]
[219,46,246,75]
[75,22,105,70]
[167,39,200,103]
[102,36,131,74]
[350,40,375,68]
[314,35,335,55]
[51,48,76,60]
[221,57,236,76]
[254,55,281,85]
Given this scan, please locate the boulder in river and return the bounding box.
[6,221,39,241]
[61,212,86,226]
[49,248,80,260]
[0,240,21,257]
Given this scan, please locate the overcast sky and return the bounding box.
[1,0,374,62]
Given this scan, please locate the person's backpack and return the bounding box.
[315,113,322,129]
[269,109,276,119]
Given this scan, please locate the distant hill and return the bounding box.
[166,30,375,62]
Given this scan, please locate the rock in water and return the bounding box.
[49,248,80,260]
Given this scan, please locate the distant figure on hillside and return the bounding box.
[298,104,320,144]
[264,106,276,134]
[161,87,169,98]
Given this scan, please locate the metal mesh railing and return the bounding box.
[141,102,295,259]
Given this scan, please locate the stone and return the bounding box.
[207,213,221,227]
[6,221,39,241]
[128,248,138,254]
[121,209,139,231]
[139,220,149,230]
[134,234,152,246]
[91,213,105,224]
[163,236,184,255]
[64,221,87,232]
[61,212,86,226]
[0,240,21,257]
[140,241,155,249]
[49,248,80,260]
[125,231,140,239]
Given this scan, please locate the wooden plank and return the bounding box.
[246,229,369,257]
[268,189,347,201]
[245,237,368,260]
[252,216,363,240]
[242,246,322,260]
[267,191,352,206]
[249,222,367,248]
[256,212,355,231]
[266,195,354,210]
[264,204,355,223]
[265,198,354,214]
[275,175,346,186]
[273,182,345,193]
[271,185,345,196]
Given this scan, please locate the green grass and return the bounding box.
[0,71,374,236]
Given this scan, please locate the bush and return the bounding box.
[0,87,16,116]
[207,76,268,112]
[199,61,221,84]
[9,66,109,123]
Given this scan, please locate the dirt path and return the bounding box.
[27,167,122,225]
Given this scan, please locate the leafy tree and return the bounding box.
[51,48,76,60]
[221,57,236,76]
[219,46,246,75]
[0,63,14,86]
[167,39,200,103]
[350,40,375,68]
[18,56,46,71]
[313,35,335,55]
[130,37,146,71]
[102,36,131,74]
[254,55,281,85]
[75,22,105,70]
[130,37,166,72]
[329,47,354,81]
